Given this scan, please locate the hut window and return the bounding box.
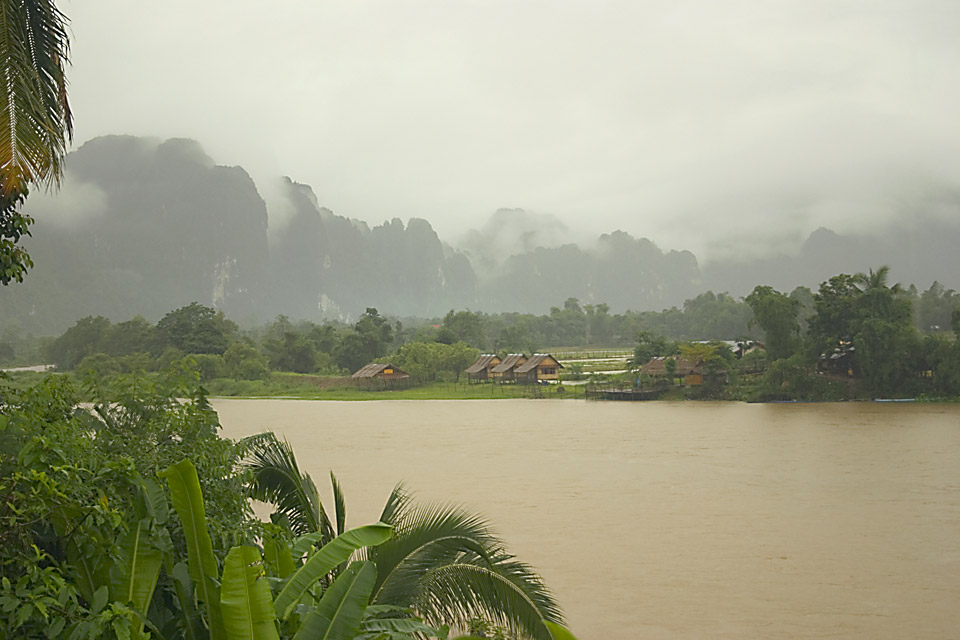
[542,367,556,375]
[384,368,393,374]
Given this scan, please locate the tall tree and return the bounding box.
[336,308,395,371]
[745,285,800,360]
[0,0,73,284]
[808,274,863,350]
[156,302,237,355]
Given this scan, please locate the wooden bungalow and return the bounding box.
[489,353,526,382]
[351,363,412,389]
[515,353,564,384]
[639,356,704,386]
[464,354,501,382]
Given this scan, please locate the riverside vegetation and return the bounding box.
[3,266,959,401]
[0,372,578,639]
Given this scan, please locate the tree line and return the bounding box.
[742,267,960,399]
[5,274,957,391]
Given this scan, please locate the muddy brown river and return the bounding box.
[212,399,960,639]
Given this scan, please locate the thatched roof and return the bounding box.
[351,363,410,379]
[464,354,501,374]
[491,353,526,373]
[639,356,702,376]
[515,353,563,374]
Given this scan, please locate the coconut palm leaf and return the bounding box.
[242,431,332,539]
[241,437,563,639]
[368,503,561,640]
[415,563,557,640]
[378,482,409,526]
[854,265,892,292]
[330,471,346,537]
[0,0,72,195]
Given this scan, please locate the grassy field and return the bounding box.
[1,370,589,400]
[207,375,588,400]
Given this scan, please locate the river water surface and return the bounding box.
[212,399,960,639]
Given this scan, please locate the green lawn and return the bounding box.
[206,376,587,400]
[2,370,587,400]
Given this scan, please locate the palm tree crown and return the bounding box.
[0,0,73,195]
[242,431,564,640]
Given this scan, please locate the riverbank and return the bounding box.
[204,376,585,400]
[5,368,956,402]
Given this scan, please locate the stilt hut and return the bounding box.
[351,363,412,389]
[489,353,526,382]
[464,354,501,382]
[515,353,564,384]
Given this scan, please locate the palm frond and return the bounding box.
[369,503,495,606]
[378,481,409,525]
[330,471,346,537]
[368,502,562,639]
[240,431,332,538]
[0,0,72,195]
[416,563,558,640]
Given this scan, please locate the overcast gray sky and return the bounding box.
[65,0,960,260]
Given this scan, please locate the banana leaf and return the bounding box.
[292,561,375,640]
[221,546,280,640]
[159,459,225,640]
[263,529,296,579]
[171,561,205,640]
[359,616,448,638]
[275,523,392,620]
[112,517,162,616]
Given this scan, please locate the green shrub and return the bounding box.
[74,352,122,378]
[223,342,270,380]
[185,353,225,381]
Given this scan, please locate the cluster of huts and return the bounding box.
[350,343,760,391]
[464,353,564,384]
[348,353,564,388]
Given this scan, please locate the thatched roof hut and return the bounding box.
[490,353,526,381]
[515,353,564,383]
[351,363,412,388]
[464,354,501,381]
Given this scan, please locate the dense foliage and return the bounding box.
[0,373,255,638]
[0,374,573,639]
[738,267,960,399]
[614,267,960,401]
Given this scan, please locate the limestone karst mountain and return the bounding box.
[2,135,956,335]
